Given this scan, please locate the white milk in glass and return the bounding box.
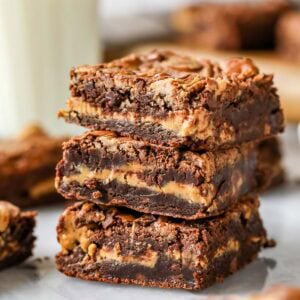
[0,0,100,137]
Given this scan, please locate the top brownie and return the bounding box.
[59,50,284,150]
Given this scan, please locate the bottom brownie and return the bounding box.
[0,201,36,269]
[56,195,268,290]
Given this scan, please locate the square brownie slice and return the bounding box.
[56,131,259,220]
[0,201,36,269]
[56,195,267,290]
[59,50,284,150]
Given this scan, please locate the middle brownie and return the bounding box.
[56,131,258,220]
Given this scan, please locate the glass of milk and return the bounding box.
[0,0,100,137]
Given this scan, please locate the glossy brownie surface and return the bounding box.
[59,50,284,150]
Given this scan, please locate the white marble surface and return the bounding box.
[0,126,299,300]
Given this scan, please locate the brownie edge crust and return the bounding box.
[56,196,267,290]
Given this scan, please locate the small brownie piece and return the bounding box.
[0,201,36,269]
[277,12,300,63]
[256,137,284,191]
[0,124,66,207]
[56,195,267,290]
[59,50,284,151]
[56,131,259,220]
[172,0,291,50]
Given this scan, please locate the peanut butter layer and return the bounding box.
[62,165,216,205]
[0,124,66,207]
[60,97,216,141]
[0,201,36,269]
[56,131,258,220]
[0,201,20,232]
[60,50,284,150]
[56,195,268,290]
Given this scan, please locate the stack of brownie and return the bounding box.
[55,50,284,290]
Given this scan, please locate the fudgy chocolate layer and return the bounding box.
[56,242,258,290]
[57,246,197,287]
[56,131,258,220]
[60,50,284,150]
[58,180,214,219]
[56,196,267,290]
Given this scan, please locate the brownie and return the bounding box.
[256,137,285,191]
[59,50,284,151]
[56,195,267,290]
[172,0,291,50]
[0,124,66,207]
[277,12,300,63]
[55,130,262,220]
[0,201,36,269]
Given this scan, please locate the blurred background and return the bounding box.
[1,0,300,138]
